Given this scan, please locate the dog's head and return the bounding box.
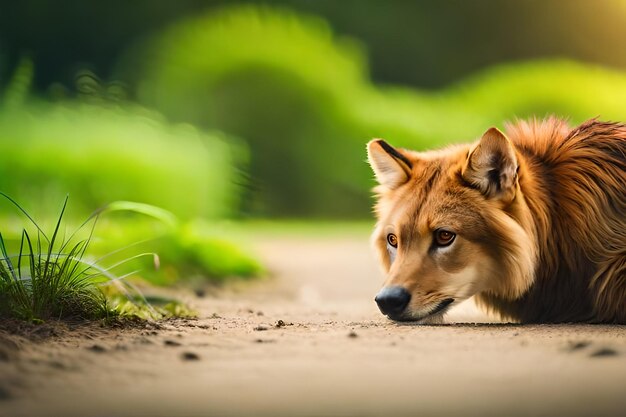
[367,128,536,323]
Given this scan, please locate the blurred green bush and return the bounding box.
[88,215,262,286]
[0,82,260,283]
[0,101,243,220]
[122,5,626,217]
[120,6,371,217]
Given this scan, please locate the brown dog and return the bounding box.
[367,118,625,323]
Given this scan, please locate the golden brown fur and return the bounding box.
[368,118,626,324]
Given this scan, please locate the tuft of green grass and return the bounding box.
[0,194,174,322]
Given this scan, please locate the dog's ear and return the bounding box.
[367,139,413,189]
[462,127,518,203]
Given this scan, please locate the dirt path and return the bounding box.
[1,233,626,417]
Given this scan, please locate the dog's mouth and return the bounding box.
[387,298,455,323]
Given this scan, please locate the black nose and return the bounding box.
[375,286,411,316]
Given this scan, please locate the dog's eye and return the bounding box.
[387,233,398,248]
[434,230,456,246]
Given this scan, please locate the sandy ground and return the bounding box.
[1,232,626,417]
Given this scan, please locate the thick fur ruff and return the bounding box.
[478,118,626,323]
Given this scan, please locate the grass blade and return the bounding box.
[0,232,18,282]
[0,191,49,243]
[43,195,68,284]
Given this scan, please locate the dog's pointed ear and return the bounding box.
[367,139,413,189]
[462,127,518,202]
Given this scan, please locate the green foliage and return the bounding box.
[174,219,263,279]
[359,60,626,148]
[89,216,262,286]
[0,195,127,321]
[0,57,262,284]
[121,5,372,216]
[124,5,626,217]
[2,57,33,109]
[1,198,262,294]
[104,292,197,320]
[0,100,245,220]
[0,194,220,322]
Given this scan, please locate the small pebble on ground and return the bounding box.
[181,352,200,361]
[0,385,11,400]
[255,339,276,344]
[589,348,618,358]
[87,344,106,353]
[567,341,591,351]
